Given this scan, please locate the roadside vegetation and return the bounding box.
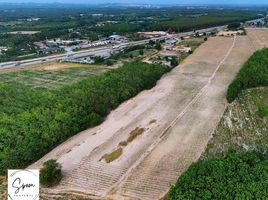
[227,48,268,102]
[169,50,268,200]
[0,61,169,173]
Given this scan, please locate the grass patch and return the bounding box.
[119,127,145,147]
[257,105,268,118]
[101,147,123,163]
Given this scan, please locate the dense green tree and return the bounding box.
[169,150,268,200]
[227,48,268,102]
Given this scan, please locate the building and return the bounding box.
[159,50,180,60]
[165,38,177,46]
[109,35,128,43]
[0,47,8,54]
[38,47,62,55]
[176,46,192,53]
[138,31,167,38]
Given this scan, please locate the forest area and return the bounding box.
[0,61,169,173]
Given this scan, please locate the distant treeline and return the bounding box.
[227,48,268,102]
[0,61,169,173]
[148,12,259,32]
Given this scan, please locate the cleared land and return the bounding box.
[26,31,263,200]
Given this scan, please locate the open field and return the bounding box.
[0,62,110,90]
[26,29,267,200]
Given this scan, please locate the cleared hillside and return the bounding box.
[169,42,268,200]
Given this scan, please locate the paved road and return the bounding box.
[0,26,225,70]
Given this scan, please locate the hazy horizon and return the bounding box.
[1,0,268,5]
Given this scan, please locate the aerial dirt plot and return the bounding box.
[246,28,268,49]
[30,30,264,200]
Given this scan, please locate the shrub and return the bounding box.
[40,159,63,187]
[170,58,179,67]
[257,105,268,118]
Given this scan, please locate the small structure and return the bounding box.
[166,27,175,34]
[175,46,192,53]
[165,38,177,46]
[38,47,62,55]
[0,47,8,54]
[138,31,167,38]
[109,35,128,43]
[159,50,180,60]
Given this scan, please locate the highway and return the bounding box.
[0,26,225,70]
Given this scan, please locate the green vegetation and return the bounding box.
[149,12,258,32]
[101,147,123,163]
[40,159,63,187]
[227,48,268,102]
[0,61,169,173]
[257,105,268,118]
[170,58,179,67]
[227,22,241,30]
[169,150,268,200]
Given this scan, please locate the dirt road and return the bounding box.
[30,31,260,199]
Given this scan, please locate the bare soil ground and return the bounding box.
[27,29,267,200]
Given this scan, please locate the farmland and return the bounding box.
[0,63,110,90]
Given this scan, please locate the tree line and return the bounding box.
[227,48,268,102]
[0,61,169,173]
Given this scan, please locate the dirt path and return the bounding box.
[30,33,258,199]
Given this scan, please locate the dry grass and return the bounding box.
[0,176,7,200]
[101,147,123,163]
[149,119,157,124]
[119,127,145,147]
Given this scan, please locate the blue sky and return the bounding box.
[0,0,268,5]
